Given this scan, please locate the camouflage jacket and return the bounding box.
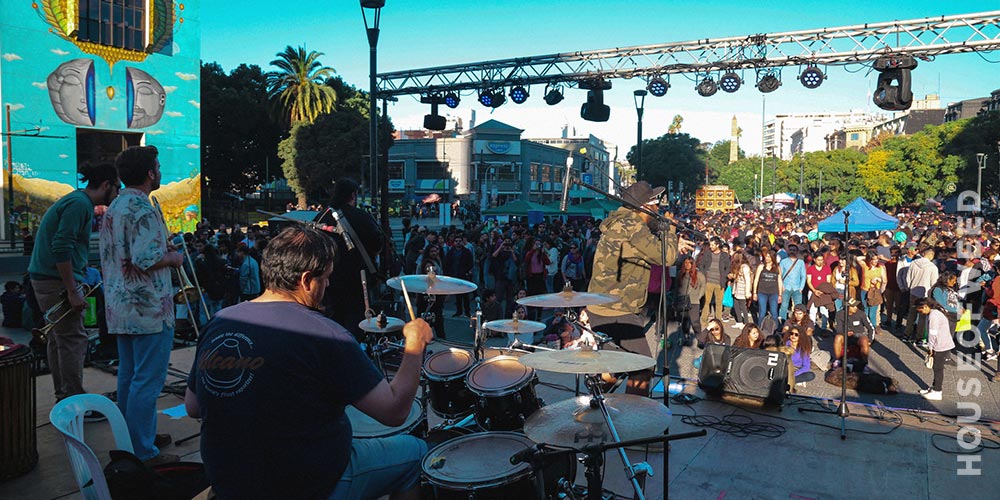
[588,208,678,317]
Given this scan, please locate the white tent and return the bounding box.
[761,192,796,204]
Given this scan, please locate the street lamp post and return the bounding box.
[361,0,383,212]
[977,152,987,212]
[799,154,805,213]
[633,90,646,181]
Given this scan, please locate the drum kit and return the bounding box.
[351,274,699,499]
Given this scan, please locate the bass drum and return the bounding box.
[421,432,576,500]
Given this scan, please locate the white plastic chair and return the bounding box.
[49,394,134,500]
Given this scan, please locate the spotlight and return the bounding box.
[580,89,610,122]
[489,91,505,108]
[420,94,446,131]
[543,84,564,105]
[872,55,917,111]
[647,76,670,97]
[478,88,505,108]
[443,92,460,109]
[719,72,742,93]
[478,89,494,107]
[756,72,781,93]
[799,66,824,89]
[509,85,529,104]
[696,77,718,97]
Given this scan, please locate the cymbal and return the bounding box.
[386,274,478,295]
[524,394,671,448]
[516,290,619,308]
[484,319,547,334]
[358,316,405,333]
[519,349,655,374]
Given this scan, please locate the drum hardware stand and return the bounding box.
[583,375,649,500]
[472,296,484,361]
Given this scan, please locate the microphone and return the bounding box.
[510,339,535,352]
[510,444,541,465]
[330,211,354,251]
[560,156,574,212]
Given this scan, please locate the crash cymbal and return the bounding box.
[516,290,619,308]
[386,274,478,295]
[519,349,655,374]
[524,394,671,447]
[483,319,547,334]
[358,316,405,333]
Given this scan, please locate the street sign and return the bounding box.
[582,173,593,185]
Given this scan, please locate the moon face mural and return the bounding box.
[46,58,96,126]
[126,67,166,128]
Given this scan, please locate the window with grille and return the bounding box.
[78,0,146,52]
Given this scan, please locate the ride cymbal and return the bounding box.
[387,274,478,295]
[524,394,671,447]
[519,349,655,374]
[483,319,547,334]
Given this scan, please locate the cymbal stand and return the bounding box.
[472,296,484,362]
[584,376,649,500]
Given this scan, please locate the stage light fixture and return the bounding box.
[647,76,670,97]
[489,91,506,108]
[478,88,505,108]
[420,94,446,131]
[696,77,718,97]
[543,85,564,105]
[756,72,781,93]
[478,89,494,107]
[580,89,610,122]
[443,92,460,108]
[799,66,825,89]
[872,55,917,111]
[510,85,529,104]
[719,72,742,93]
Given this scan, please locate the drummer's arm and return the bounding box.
[184,388,200,418]
[353,318,433,427]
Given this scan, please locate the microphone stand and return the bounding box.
[565,178,708,498]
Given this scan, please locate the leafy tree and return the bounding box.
[267,45,337,127]
[200,62,282,195]
[715,157,759,202]
[629,133,706,193]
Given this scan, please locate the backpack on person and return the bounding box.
[759,313,779,336]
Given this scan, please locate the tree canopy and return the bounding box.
[266,45,338,127]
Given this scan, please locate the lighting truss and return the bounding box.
[374,11,1000,98]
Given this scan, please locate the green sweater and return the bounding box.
[28,190,94,282]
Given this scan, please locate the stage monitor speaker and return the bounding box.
[698,344,788,405]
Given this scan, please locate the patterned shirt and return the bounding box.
[99,188,174,334]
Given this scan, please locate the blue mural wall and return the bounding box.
[0,0,201,234]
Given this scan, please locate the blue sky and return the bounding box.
[201,1,1000,156]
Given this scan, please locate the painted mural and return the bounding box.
[1,0,201,234]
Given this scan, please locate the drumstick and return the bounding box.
[399,280,417,321]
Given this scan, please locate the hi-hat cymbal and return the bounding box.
[516,290,619,308]
[519,349,655,374]
[484,319,547,334]
[358,316,405,333]
[524,394,671,448]
[386,274,478,295]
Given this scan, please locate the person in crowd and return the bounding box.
[675,256,705,344]
[185,226,433,500]
[833,298,874,371]
[583,181,691,396]
[699,317,730,349]
[753,249,783,322]
[524,238,550,297]
[732,323,764,349]
[445,234,474,318]
[418,244,446,340]
[729,251,754,328]
[805,252,833,328]
[860,251,887,332]
[904,246,938,344]
[783,326,814,384]
[480,288,502,325]
[561,243,587,292]
[929,271,961,340]
[697,237,731,323]
[236,244,261,302]
[100,146,181,465]
[915,297,955,401]
[882,245,903,332]
[492,237,517,313]
[1,281,25,328]
[30,163,119,407]
[544,239,560,293]
[194,244,228,320]
[778,246,807,320]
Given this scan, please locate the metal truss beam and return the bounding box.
[376,11,1000,97]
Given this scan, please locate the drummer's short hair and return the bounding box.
[261,225,338,293]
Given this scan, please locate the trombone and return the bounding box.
[151,196,211,335]
[31,282,102,344]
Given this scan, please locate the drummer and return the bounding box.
[582,181,693,396]
[185,226,433,500]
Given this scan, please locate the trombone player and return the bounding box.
[99,146,183,466]
[29,163,119,405]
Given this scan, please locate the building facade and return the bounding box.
[388,119,612,212]
[0,1,201,237]
[763,111,884,159]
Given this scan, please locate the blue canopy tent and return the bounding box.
[817,197,898,233]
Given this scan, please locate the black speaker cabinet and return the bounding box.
[698,344,788,405]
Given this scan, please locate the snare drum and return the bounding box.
[467,356,540,431]
[423,349,475,418]
[346,400,423,438]
[0,345,37,480]
[421,432,575,500]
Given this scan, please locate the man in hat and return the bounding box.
[832,297,874,371]
[584,181,693,396]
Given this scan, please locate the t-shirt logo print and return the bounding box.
[198,333,265,397]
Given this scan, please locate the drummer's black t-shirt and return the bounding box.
[188,301,383,500]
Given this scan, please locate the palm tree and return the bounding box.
[267,45,337,127]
